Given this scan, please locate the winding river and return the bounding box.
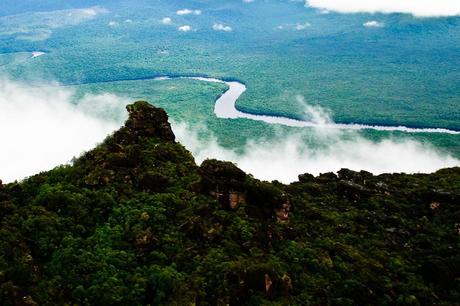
[155,76,460,135]
[14,51,460,134]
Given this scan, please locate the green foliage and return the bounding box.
[0,103,459,305]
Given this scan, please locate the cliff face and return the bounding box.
[0,101,459,306]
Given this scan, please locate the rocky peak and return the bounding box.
[75,101,184,189]
[123,101,175,142]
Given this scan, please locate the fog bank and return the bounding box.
[0,79,122,182]
[0,78,458,184]
[173,122,459,183]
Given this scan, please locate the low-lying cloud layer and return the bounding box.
[306,0,460,17]
[176,9,202,16]
[173,96,459,183]
[173,122,459,183]
[0,79,123,182]
[0,79,458,184]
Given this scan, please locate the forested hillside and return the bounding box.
[1,102,459,305]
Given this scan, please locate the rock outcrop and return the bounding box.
[199,159,247,209]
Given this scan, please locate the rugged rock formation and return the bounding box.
[199,159,247,209]
[125,101,175,142]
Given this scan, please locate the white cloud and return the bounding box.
[243,0,255,3]
[162,17,172,25]
[212,23,233,32]
[178,25,192,32]
[176,9,202,16]
[0,78,125,183]
[363,20,384,28]
[124,19,133,23]
[108,21,119,27]
[305,0,460,17]
[177,9,192,15]
[297,96,331,126]
[173,120,459,184]
[276,22,311,31]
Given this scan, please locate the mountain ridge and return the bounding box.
[0,101,459,305]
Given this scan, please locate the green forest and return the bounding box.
[1,102,459,305]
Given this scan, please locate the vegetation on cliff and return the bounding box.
[0,101,459,305]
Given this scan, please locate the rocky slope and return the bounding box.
[0,101,459,305]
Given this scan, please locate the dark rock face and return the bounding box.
[125,101,175,142]
[199,159,248,209]
[199,159,247,187]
